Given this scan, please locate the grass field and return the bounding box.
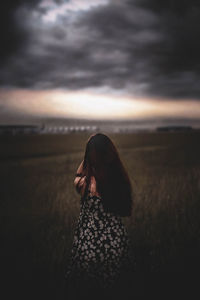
[1,131,200,299]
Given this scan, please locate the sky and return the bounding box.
[0,0,200,124]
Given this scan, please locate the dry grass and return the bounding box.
[1,131,200,298]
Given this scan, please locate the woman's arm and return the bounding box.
[74,160,87,196]
[74,176,86,195]
[75,160,84,176]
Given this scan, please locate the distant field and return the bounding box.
[1,131,200,298]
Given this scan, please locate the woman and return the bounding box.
[65,133,133,297]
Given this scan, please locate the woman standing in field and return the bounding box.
[65,133,133,298]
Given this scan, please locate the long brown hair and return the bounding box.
[81,133,133,217]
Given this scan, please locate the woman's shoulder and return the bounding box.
[74,174,101,198]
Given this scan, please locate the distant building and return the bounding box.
[156,125,193,132]
[0,125,41,135]
[40,125,99,134]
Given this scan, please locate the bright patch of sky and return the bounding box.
[1,89,200,121]
[39,0,109,23]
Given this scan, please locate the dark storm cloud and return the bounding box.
[0,0,200,99]
[137,0,200,98]
[0,1,41,64]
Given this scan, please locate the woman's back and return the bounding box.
[65,133,133,297]
[65,176,130,292]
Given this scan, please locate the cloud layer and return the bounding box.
[0,0,200,99]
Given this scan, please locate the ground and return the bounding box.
[0,131,200,299]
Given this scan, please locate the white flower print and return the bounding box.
[65,189,131,289]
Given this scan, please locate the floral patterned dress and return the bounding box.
[65,187,132,293]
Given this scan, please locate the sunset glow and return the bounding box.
[1,89,200,121]
[1,0,200,127]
